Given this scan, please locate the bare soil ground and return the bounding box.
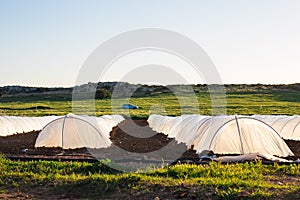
[285,140,300,159]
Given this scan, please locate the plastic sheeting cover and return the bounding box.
[193,116,293,157]
[0,116,59,136]
[147,114,177,135]
[34,114,124,149]
[213,153,294,163]
[148,114,294,157]
[148,115,210,148]
[253,115,300,141]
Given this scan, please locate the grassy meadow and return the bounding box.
[0,156,300,199]
[0,90,299,118]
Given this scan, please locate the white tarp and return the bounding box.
[148,115,210,148]
[213,153,293,163]
[279,116,300,140]
[34,114,124,149]
[193,116,293,157]
[253,115,300,141]
[148,114,294,157]
[0,116,59,136]
[147,114,177,135]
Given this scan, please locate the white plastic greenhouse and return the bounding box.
[253,115,300,141]
[148,114,294,157]
[34,114,124,149]
[147,114,177,135]
[0,116,59,136]
[148,114,210,147]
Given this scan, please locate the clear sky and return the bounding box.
[0,0,299,87]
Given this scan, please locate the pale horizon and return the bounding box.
[1,81,299,89]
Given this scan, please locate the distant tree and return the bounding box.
[95,89,111,99]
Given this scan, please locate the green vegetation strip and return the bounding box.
[1,90,300,117]
[0,156,300,199]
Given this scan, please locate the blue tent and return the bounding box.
[122,104,139,109]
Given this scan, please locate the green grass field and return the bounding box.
[0,156,300,199]
[0,90,299,117]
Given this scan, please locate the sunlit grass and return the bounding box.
[0,156,299,199]
[0,90,299,117]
